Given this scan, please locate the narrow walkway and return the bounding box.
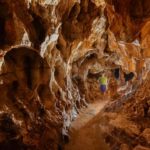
[63,100,109,150]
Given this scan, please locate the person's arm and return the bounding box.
[106,78,109,88]
[108,78,109,84]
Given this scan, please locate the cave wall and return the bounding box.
[0,0,149,149]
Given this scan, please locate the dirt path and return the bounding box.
[63,100,109,150]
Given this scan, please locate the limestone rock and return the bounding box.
[133,145,150,150]
[141,128,150,144]
[0,0,150,149]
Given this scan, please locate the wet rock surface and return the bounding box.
[0,0,149,149]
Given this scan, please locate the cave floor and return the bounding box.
[63,100,109,150]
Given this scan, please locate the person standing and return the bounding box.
[99,73,108,95]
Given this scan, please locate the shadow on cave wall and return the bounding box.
[62,0,101,42]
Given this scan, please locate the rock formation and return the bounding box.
[0,0,149,149]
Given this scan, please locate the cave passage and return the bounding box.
[0,0,150,150]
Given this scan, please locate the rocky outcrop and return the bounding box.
[0,0,106,149]
[0,0,150,149]
[99,73,150,150]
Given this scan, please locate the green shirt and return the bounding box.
[99,76,107,85]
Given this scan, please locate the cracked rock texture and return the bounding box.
[0,0,149,149]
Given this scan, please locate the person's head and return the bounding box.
[102,72,105,76]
